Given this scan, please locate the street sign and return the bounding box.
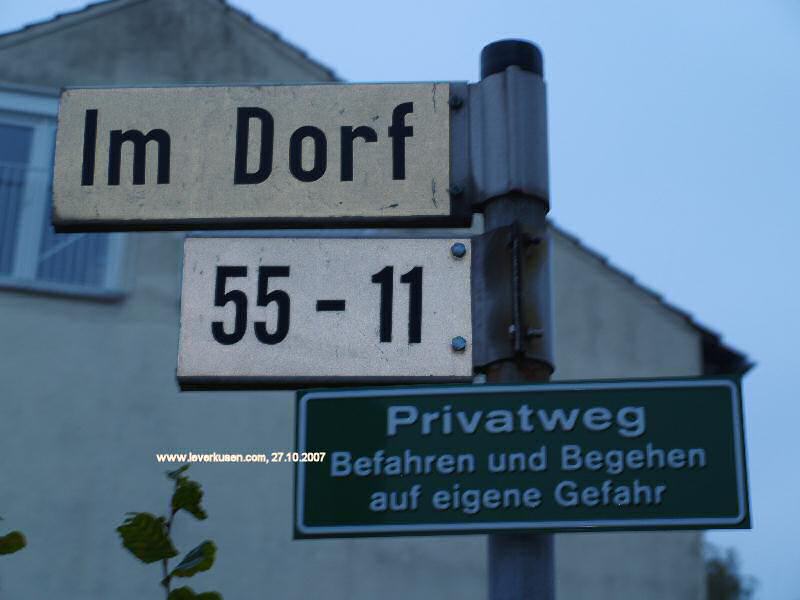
[295,377,749,538]
[52,83,467,231]
[178,237,473,389]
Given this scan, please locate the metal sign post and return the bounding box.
[475,40,555,600]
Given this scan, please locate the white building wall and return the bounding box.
[551,231,706,600]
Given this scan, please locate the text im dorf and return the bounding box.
[78,103,417,186]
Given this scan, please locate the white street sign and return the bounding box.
[178,237,473,388]
[53,83,465,231]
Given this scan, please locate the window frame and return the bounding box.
[0,84,127,301]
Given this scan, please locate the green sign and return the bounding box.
[295,377,749,538]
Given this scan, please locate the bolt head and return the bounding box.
[448,95,463,109]
[448,184,463,196]
[450,242,467,259]
[451,336,468,352]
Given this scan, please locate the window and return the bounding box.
[0,85,126,299]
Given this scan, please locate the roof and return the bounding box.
[551,222,752,376]
[0,0,339,81]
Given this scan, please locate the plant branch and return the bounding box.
[162,490,178,599]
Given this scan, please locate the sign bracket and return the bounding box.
[462,64,549,212]
[471,217,552,372]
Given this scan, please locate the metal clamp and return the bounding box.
[463,67,549,210]
[471,220,553,372]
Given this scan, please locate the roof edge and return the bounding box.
[550,220,751,376]
[0,0,148,49]
[212,0,339,81]
[0,80,59,97]
[0,0,339,82]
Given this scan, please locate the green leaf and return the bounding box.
[168,587,197,600]
[0,531,26,555]
[116,513,177,564]
[168,587,196,600]
[171,541,216,578]
[167,465,191,481]
[168,587,222,600]
[172,478,207,520]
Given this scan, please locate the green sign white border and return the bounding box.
[295,377,748,537]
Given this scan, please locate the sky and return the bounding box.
[1,0,798,598]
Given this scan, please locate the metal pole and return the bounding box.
[480,40,555,600]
